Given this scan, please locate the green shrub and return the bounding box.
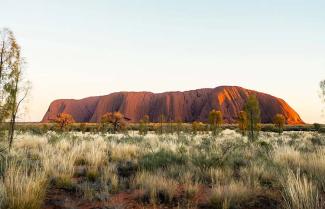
[52,176,77,192]
[86,169,100,182]
[139,149,186,171]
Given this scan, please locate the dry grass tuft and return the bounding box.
[133,171,178,204]
[3,161,47,209]
[210,181,255,209]
[282,170,323,209]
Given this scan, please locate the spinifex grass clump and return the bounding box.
[282,170,323,209]
[2,160,47,209]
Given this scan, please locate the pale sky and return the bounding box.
[1,0,324,123]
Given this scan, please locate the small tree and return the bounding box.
[139,115,149,135]
[238,111,248,136]
[208,109,223,135]
[244,95,261,141]
[101,112,126,133]
[273,114,285,134]
[54,113,75,131]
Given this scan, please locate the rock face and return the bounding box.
[42,86,304,124]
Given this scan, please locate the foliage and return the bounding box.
[101,112,126,133]
[208,109,223,135]
[53,113,75,130]
[273,114,285,134]
[139,149,187,171]
[238,111,248,135]
[244,95,261,141]
[0,28,30,149]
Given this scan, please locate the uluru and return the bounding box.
[41,86,304,124]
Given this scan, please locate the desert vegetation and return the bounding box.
[0,128,324,209]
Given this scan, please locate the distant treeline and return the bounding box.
[9,122,325,135]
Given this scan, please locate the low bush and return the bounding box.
[139,149,186,171]
[133,171,178,204]
[209,181,256,209]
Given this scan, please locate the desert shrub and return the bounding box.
[119,135,144,144]
[206,168,233,185]
[181,172,199,200]
[109,143,139,162]
[191,152,221,171]
[74,157,88,166]
[42,142,77,181]
[51,176,76,191]
[209,181,256,209]
[133,171,178,204]
[299,150,325,192]
[100,165,119,193]
[86,168,100,182]
[27,126,48,135]
[3,162,47,209]
[82,139,108,168]
[80,181,97,201]
[139,149,186,171]
[273,146,303,168]
[240,163,275,189]
[282,170,322,209]
[117,161,138,179]
[220,142,253,172]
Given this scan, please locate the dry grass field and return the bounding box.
[0,129,325,209]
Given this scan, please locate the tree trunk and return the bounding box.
[8,113,16,150]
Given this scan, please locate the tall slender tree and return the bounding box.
[0,28,16,128]
[0,28,29,150]
[244,95,261,141]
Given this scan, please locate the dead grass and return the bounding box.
[210,181,256,209]
[133,171,178,204]
[282,170,323,209]
[3,161,47,209]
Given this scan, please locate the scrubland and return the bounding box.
[0,130,325,209]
